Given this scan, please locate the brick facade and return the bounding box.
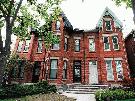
[11,8,130,85]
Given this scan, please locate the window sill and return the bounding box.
[36,52,42,54]
[48,79,57,80]
[89,51,96,53]
[23,51,28,53]
[106,30,113,32]
[62,79,67,80]
[104,50,111,51]
[114,49,120,51]
[51,49,60,51]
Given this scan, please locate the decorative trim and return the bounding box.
[102,33,118,37]
[74,37,81,39]
[50,57,59,59]
[65,35,69,38]
[103,18,112,21]
[63,58,68,61]
[88,36,95,38]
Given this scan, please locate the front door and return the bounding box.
[73,61,81,83]
[32,61,41,83]
[89,60,98,84]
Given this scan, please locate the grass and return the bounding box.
[115,99,135,101]
[0,93,76,101]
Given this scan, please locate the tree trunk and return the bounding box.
[132,0,135,25]
[5,17,12,55]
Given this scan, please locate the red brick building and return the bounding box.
[125,30,135,77]
[12,7,130,85]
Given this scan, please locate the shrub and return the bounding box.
[95,89,135,101]
[0,81,57,99]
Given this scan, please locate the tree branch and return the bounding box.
[11,0,23,26]
[1,3,9,14]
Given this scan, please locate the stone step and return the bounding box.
[75,84,108,88]
[68,89,97,92]
[65,90,96,94]
[74,86,99,89]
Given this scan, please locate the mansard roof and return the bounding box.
[96,7,123,29]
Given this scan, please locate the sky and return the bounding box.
[1,0,135,49]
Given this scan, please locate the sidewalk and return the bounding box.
[62,92,96,101]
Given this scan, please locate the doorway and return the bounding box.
[73,61,81,83]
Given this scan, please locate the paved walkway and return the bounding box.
[62,92,96,101]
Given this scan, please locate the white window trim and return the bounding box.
[63,58,69,61]
[104,58,113,60]
[112,36,119,51]
[114,58,123,60]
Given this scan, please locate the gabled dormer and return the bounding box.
[96,7,123,32]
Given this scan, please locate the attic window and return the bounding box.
[105,20,112,31]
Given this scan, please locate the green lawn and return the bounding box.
[115,99,135,101]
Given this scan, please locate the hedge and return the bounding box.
[95,89,135,101]
[0,81,57,99]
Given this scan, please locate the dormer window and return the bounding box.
[56,20,60,31]
[105,20,112,31]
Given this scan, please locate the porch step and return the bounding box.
[65,84,108,94]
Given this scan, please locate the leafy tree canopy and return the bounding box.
[112,0,132,8]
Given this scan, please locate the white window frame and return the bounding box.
[23,39,30,52]
[105,60,114,81]
[89,38,95,52]
[50,59,58,79]
[112,36,119,50]
[103,37,110,51]
[115,60,123,80]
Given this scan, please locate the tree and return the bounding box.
[0,0,62,83]
[112,0,135,24]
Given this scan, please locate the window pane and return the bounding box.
[75,39,80,52]
[17,41,23,52]
[50,59,58,79]
[89,38,95,52]
[103,37,110,50]
[63,61,67,79]
[52,43,59,50]
[18,61,24,78]
[112,36,119,50]
[64,37,68,51]
[56,21,60,30]
[24,40,30,52]
[105,21,111,30]
[105,60,114,80]
[50,69,57,79]
[37,40,42,52]
[115,60,123,80]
